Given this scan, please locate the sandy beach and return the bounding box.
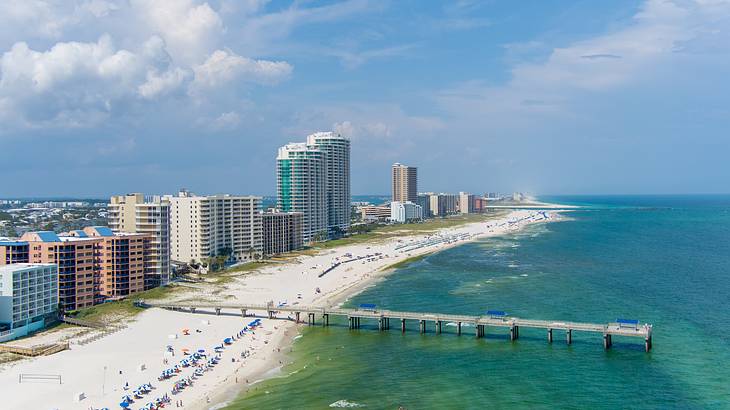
[0,209,558,410]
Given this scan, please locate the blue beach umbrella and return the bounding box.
[119,401,129,408]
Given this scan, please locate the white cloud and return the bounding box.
[138,68,189,99]
[130,0,224,65]
[192,49,292,89]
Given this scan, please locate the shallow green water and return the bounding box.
[227,196,730,409]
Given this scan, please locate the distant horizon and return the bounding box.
[3,192,730,202]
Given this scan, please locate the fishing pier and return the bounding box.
[139,301,653,352]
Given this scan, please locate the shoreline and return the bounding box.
[201,209,563,410]
[0,209,562,410]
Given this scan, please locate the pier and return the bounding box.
[139,301,653,352]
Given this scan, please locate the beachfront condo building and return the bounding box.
[75,227,151,299]
[427,193,459,217]
[277,143,327,242]
[416,194,432,218]
[108,193,171,288]
[392,163,418,203]
[0,263,58,342]
[359,205,392,222]
[262,210,304,256]
[306,132,351,235]
[390,201,423,223]
[20,231,101,311]
[0,240,30,264]
[167,191,263,264]
[459,192,476,214]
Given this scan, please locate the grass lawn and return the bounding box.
[69,284,186,323]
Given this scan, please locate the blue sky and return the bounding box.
[0,0,728,197]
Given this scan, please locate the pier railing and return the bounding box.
[138,301,652,352]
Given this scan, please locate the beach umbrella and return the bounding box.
[198,349,205,353]
[119,401,129,408]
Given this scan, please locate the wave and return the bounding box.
[330,399,366,408]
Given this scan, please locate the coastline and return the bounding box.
[201,209,563,410]
[0,209,562,410]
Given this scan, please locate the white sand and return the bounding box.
[0,210,557,410]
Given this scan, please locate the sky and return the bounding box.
[1,0,729,197]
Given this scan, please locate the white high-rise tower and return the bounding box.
[306,132,351,235]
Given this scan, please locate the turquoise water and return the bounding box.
[228,196,730,409]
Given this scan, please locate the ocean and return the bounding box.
[226,196,730,409]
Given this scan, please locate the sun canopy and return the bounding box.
[617,318,639,325]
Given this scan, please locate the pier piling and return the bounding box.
[603,334,612,350]
[146,301,654,352]
[510,325,519,341]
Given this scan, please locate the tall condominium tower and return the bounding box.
[306,132,351,234]
[167,191,263,264]
[277,143,327,242]
[108,193,171,288]
[392,163,418,203]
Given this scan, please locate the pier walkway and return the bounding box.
[138,301,653,352]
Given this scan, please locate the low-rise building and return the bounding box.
[79,227,151,300]
[21,231,101,311]
[262,211,303,256]
[0,263,58,342]
[390,201,423,223]
[359,205,391,222]
[0,240,29,265]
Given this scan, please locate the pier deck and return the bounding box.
[139,301,653,352]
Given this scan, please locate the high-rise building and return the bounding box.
[0,263,58,342]
[390,201,423,223]
[416,194,432,218]
[306,132,351,234]
[262,211,303,256]
[78,227,152,299]
[427,193,458,217]
[167,191,263,264]
[21,231,102,311]
[459,192,476,214]
[108,193,171,288]
[392,163,418,203]
[277,143,327,242]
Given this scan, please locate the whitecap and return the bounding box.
[329,399,366,408]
